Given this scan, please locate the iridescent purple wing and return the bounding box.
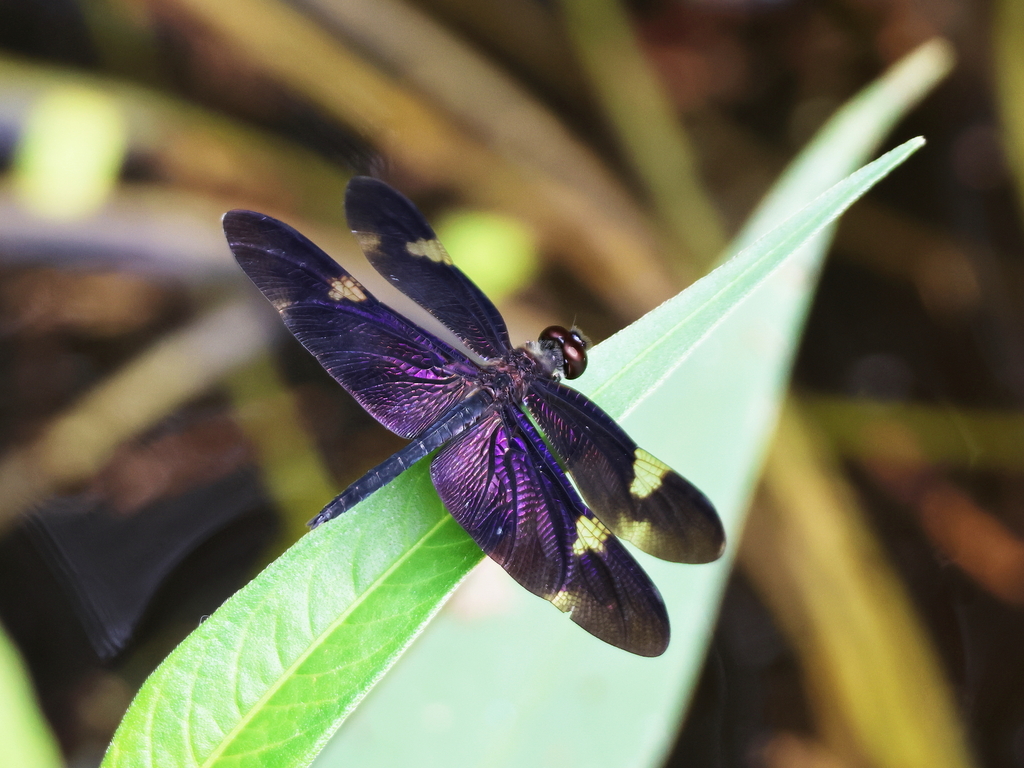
[431,406,670,656]
[344,177,511,360]
[224,210,476,438]
[525,380,725,564]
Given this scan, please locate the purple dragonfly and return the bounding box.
[223,178,724,656]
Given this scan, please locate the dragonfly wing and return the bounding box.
[431,406,670,656]
[526,380,725,563]
[345,177,511,360]
[225,210,476,438]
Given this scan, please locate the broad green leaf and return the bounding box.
[0,625,62,768]
[318,42,949,768]
[103,136,920,768]
[318,144,925,768]
[103,473,480,768]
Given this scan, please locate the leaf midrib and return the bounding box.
[199,512,452,767]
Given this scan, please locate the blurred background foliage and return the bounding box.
[0,1,1020,767]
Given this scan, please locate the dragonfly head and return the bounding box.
[537,325,590,380]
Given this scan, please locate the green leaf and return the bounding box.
[104,472,480,768]
[318,43,949,768]
[317,145,925,768]
[103,135,921,768]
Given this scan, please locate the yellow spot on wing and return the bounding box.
[271,297,292,311]
[354,231,381,253]
[550,589,574,612]
[327,275,367,302]
[630,449,671,500]
[572,515,611,555]
[615,518,656,548]
[406,238,453,265]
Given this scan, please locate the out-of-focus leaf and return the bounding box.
[994,0,1024,214]
[559,0,728,270]
[804,394,1024,471]
[12,85,127,219]
[227,355,339,552]
[0,302,277,530]
[0,625,62,768]
[0,55,351,220]
[0,55,354,277]
[435,211,538,302]
[161,0,682,317]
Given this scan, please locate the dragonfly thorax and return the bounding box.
[478,348,538,404]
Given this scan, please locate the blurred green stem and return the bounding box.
[745,401,976,768]
[994,0,1024,215]
[559,0,728,273]
[804,393,1024,471]
[226,355,338,556]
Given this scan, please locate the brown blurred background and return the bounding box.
[0,1,1021,767]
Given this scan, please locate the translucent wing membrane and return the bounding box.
[345,177,511,360]
[224,210,475,438]
[431,406,670,656]
[526,380,725,563]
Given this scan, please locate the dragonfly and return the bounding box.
[223,178,725,656]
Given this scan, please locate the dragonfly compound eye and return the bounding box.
[539,325,588,379]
